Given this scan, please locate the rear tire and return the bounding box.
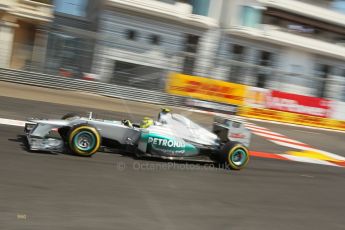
[220,142,249,170]
[67,124,101,157]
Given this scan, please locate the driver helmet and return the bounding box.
[140,117,154,128]
[161,108,171,114]
[158,108,172,123]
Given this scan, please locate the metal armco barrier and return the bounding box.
[0,68,186,107]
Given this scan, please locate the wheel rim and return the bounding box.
[73,131,96,151]
[230,148,248,166]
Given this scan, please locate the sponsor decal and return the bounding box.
[336,121,345,129]
[186,98,237,114]
[244,107,282,120]
[239,107,345,131]
[148,137,186,148]
[166,73,246,105]
[266,90,331,118]
[229,133,246,139]
[293,114,325,126]
[144,134,199,156]
[245,87,269,108]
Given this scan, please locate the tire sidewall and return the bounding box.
[221,142,249,170]
[68,124,101,157]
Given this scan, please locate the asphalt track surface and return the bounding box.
[1,83,345,230]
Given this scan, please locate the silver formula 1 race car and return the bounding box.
[24,109,251,170]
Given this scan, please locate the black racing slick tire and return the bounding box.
[67,124,101,157]
[220,142,249,170]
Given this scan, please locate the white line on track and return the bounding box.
[0,118,25,127]
[253,133,309,146]
[243,117,345,134]
[269,140,311,150]
[249,129,287,138]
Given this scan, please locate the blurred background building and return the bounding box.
[216,0,345,100]
[1,0,344,101]
[45,0,101,78]
[91,0,219,90]
[0,0,53,69]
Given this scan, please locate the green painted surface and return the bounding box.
[141,132,198,156]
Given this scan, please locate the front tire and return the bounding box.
[67,124,101,157]
[220,142,249,170]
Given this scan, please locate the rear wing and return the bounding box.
[213,116,251,147]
